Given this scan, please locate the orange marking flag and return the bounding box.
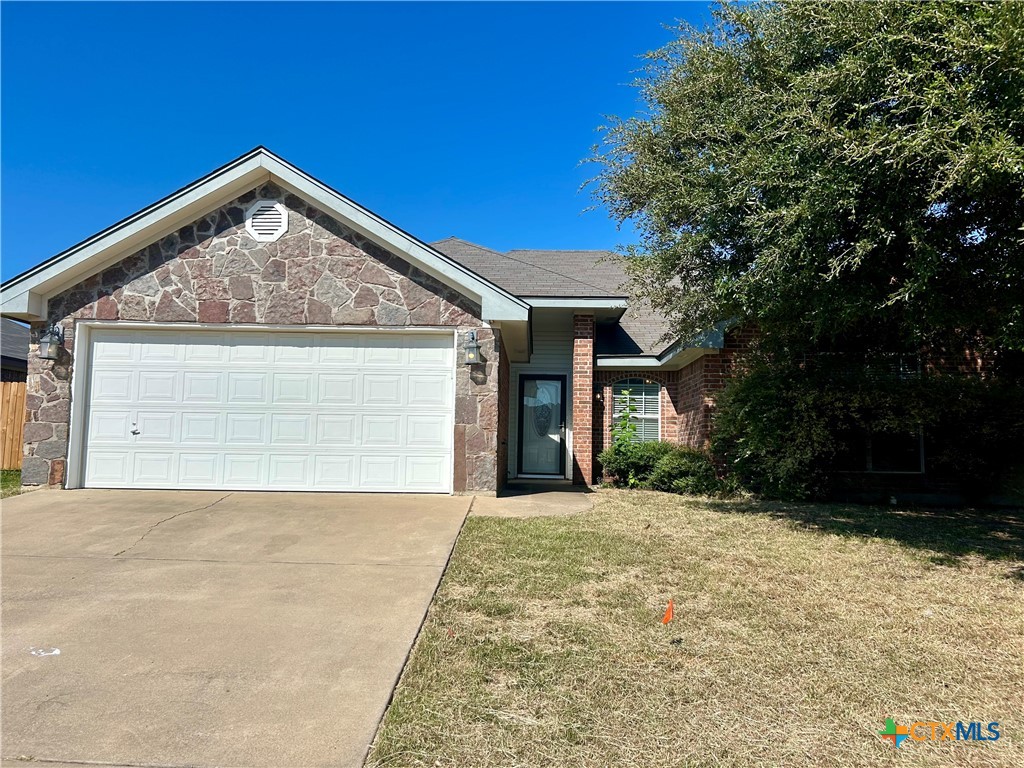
[661,599,674,624]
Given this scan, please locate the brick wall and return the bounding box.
[571,314,595,484]
[597,326,758,457]
[594,370,682,458]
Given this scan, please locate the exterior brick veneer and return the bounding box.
[571,314,595,484]
[22,183,504,494]
[593,327,758,469]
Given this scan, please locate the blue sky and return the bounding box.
[1,1,714,281]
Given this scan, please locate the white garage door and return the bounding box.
[81,328,454,492]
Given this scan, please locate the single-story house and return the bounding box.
[0,148,746,494]
[1,318,30,382]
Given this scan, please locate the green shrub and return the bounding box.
[710,359,1024,501]
[598,440,675,488]
[648,447,723,495]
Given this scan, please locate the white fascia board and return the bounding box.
[524,297,628,309]
[595,356,666,368]
[1,156,270,321]
[596,347,708,370]
[261,155,529,322]
[596,323,726,370]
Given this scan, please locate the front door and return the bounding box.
[518,376,566,476]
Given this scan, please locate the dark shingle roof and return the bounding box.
[599,305,675,357]
[432,238,627,298]
[432,237,676,355]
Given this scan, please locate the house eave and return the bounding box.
[596,322,727,370]
[523,297,628,310]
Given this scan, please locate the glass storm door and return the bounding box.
[519,376,565,476]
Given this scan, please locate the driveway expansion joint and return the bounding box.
[3,757,202,768]
[113,493,232,557]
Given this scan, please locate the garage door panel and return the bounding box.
[272,333,316,364]
[360,456,400,488]
[272,373,314,404]
[225,413,266,444]
[318,335,359,364]
[316,414,357,445]
[92,370,133,402]
[228,373,268,404]
[86,451,131,484]
[406,456,448,488]
[313,455,356,488]
[223,454,264,486]
[229,333,271,363]
[408,374,449,407]
[363,415,401,446]
[133,452,175,484]
[183,332,227,362]
[362,374,402,406]
[181,412,220,443]
[179,453,219,484]
[83,329,453,492]
[317,373,358,405]
[135,411,176,443]
[408,337,452,366]
[138,333,183,363]
[407,415,447,447]
[92,334,137,363]
[270,414,312,445]
[269,455,309,486]
[138,371,178,402]
[363,336,404,365]
[89,411,131,442]
[183,372,222,403]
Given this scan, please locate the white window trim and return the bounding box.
[611,378,661,443]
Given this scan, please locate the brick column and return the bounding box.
[572,314,595,485]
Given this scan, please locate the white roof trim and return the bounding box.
[524,297,627,309]
[595,321,727,370]
[1,148,529,323]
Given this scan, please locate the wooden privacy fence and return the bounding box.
[0,381,27,470]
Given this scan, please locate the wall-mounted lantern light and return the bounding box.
[464,330,481,365]
[38,323,65,361]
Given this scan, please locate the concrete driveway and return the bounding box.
[1,489,469,768]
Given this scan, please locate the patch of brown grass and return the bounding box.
[368,491,1024,768]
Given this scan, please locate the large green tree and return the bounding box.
[595,0,1024,352]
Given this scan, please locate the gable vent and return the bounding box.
[245,200,288,242]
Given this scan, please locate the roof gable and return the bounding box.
[1,149,528,322]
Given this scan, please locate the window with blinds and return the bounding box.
[612,378,661,443]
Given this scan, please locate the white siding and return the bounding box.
[508,309,574,478]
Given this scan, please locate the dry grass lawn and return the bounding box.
[368,490,1023,768]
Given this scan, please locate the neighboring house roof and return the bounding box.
[1,317,30,374]
[0,148,529,324]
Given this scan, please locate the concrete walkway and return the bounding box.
[1,489,469,768]
[471,480,595,518]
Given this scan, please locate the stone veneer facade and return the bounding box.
[22,183,504,494]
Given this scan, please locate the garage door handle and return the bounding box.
[130,428,140,436]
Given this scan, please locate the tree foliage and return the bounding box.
[594,0,1024,351]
